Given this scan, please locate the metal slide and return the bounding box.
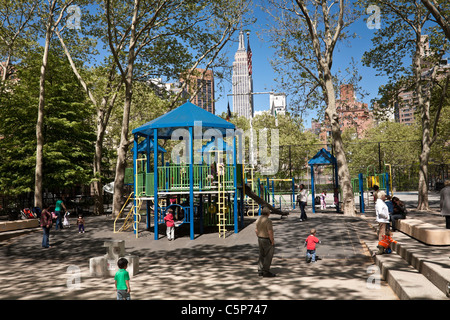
[243,184,289,216]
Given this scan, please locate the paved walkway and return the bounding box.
[0,209,397,300]
[1,190,448,302]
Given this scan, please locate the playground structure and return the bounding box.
[308,148,340,213]
[245,174,296,215]
[114,101,288,240]
[351,164,392,213]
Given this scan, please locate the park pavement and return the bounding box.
[0,191,448,303]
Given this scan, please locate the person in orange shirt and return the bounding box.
[376,230,397,255]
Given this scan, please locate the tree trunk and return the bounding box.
[324,76,356,216]
[414,27,431,211]
[112,1,138,217]
[112,82,133,216]
[417,145,430,210]
[34,22,52,209]
[93,112,105,215]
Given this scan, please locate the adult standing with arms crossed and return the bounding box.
[255,206,276,277]
[298,184,308,222]
[440,179,450,229]
[40,203,52,248]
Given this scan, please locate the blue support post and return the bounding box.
[257,178,261,216]
[359,173,365,213]
[153,129,159,240]
[189,126,194,240]
[233,134,238,234]
[311,165,316,213]
[199,195,203,235]
[146,136,151,230]
[385,173,390,196]
[292,178,295,209]
[239,132,244,229]
[133,135,138,235]
[271,180,275,207]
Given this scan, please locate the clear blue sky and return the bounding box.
[214,3,389,129]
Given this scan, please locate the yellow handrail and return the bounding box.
[114,192,134,233]
[133,198,143,238]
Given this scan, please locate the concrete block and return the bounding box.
[0,219,39,232]
[89,256,107,278]
[104,240,126,259]
[398,219,450,245]
[89,240,139,278]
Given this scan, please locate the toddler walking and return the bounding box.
[77,215,85,233]
[304,228,321,263]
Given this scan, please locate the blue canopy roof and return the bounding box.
[308,148,337,165]
[137,138,166,153]
[132,101,235,139]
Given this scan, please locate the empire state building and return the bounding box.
[232,31,254,118]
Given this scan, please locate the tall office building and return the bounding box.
[232,31,254,118]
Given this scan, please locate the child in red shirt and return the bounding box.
[164,208,175,241]
[304,228,321,263]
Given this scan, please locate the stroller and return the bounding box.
[20,208,36,219]
[63,211,71,228]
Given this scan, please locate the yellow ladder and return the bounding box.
[114,193,143,235]
[217,163,227,238]
[247,167,258,217]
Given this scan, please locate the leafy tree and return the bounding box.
[0,0,38,84]
[102,0,249,215]
[264,0,360,215]
[34,0,76,208]
[421,0,450,40]
[361,0,449,210]
[0,47,95,195]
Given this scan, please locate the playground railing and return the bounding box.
[134,164,235,197]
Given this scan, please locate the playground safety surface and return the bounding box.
[0,191,447,304]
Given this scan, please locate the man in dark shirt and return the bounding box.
[255,206,275,277]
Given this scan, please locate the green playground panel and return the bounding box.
[130,164,235,197]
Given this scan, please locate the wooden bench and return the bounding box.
[397,218,450,245]
[0,219,39,232]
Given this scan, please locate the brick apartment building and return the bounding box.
[317,84,373,145]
